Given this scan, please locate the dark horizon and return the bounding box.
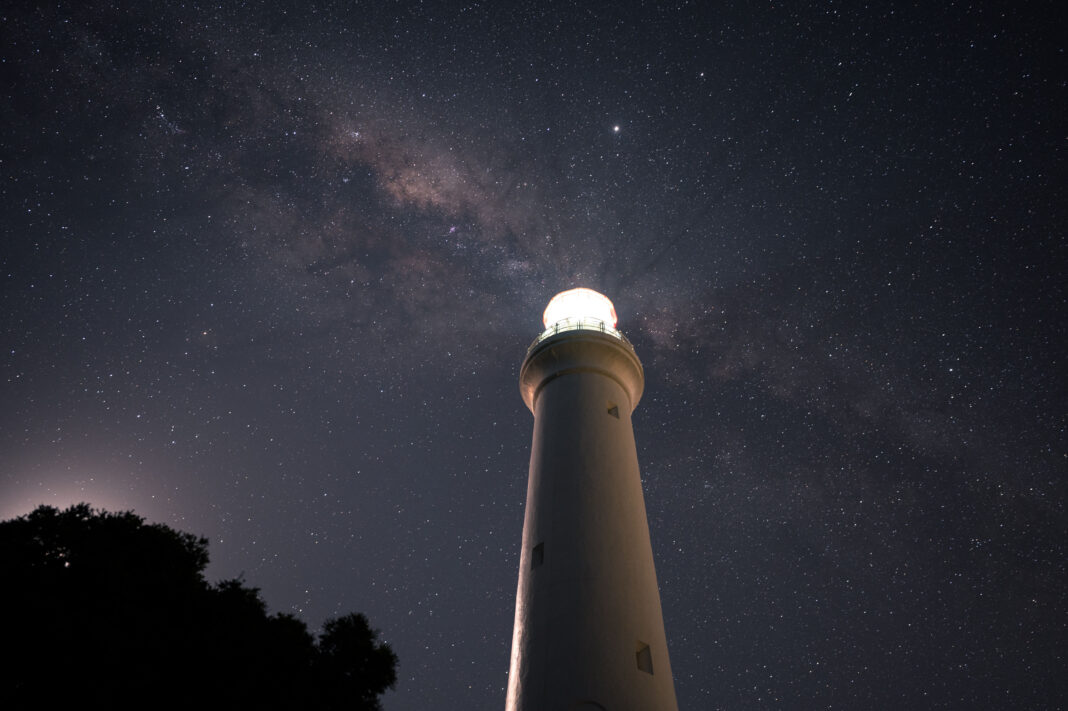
[1,2,1064,708]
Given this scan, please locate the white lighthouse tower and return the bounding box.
[506,288,678,711]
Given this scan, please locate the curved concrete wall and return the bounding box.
[507,331,678,711]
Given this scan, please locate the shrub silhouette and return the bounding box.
[0,503,396,710]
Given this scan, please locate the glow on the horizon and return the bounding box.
[0,462,167,523]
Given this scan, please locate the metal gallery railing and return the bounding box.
[527,316,635,353]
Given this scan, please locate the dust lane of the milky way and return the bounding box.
[1,2,1064,708]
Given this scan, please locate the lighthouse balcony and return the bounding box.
[529,317,634,352]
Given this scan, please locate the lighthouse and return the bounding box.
[506,288,678,711]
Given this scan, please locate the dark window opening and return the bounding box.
[636,641,654,674]
[531,542,544,569]
[607,403,619,418]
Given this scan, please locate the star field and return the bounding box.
[1,2,1064,708]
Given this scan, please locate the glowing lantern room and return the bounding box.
[536,287,623,343]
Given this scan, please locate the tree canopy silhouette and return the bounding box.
[0,503,397,710]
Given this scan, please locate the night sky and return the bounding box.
[2,2,1064,708]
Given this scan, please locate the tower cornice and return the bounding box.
[519,329,644,414]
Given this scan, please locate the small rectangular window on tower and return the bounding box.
[531,542,544,569]
[636,641,654,674]
[606,403,619,418]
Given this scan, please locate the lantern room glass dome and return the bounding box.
[532,288,625,345]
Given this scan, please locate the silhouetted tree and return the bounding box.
[0,504,397,710]
[317,613,400,710]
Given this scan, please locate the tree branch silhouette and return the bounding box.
[0,504,396,711]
